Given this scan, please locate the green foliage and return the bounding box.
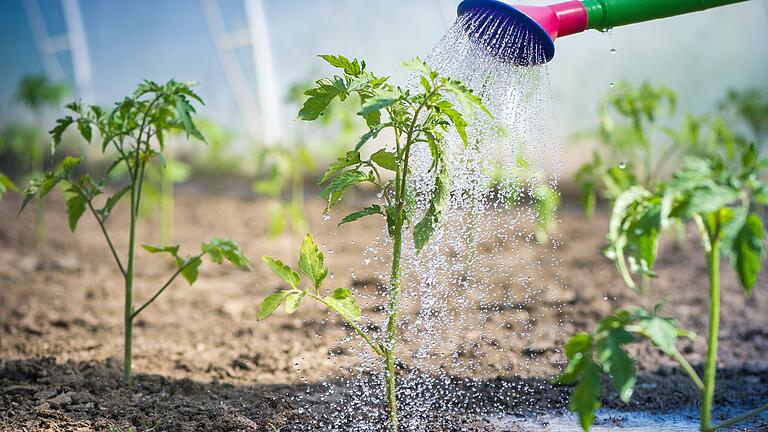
[557,307,695,430]
[258,234,363,324]
[304,54,488,252]
[19,79,249,383]
[252,145,314,238]
[0,171,19,200]
[605,146,766,293]
[15,74,68,112]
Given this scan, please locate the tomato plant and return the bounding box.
[0,171,18,199]
[20,80,251,384]
[558,144,768,431]
[257,55,489,431]
[252,144,314,239]
[1,74,68,241]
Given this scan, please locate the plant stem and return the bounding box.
[124,180,138,384]
[708,402,768,431]
[132,253,204,319]
[669,349,705,392]
[700,240,720,431]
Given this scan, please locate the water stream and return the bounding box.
[298,9,567,431]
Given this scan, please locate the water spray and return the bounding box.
[457,0,750,65]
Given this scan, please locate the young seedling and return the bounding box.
[558,145,768,431]
[20,80,251,384]
[2,74,68,241]
[257,55,490,431]
[0,171,19,200]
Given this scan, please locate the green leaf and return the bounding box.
[728,213,765,294]
[355,123,387,151]
[262,256,300,289]
[320,170,370,209]
[556,332,593,385]
[413,163,449,253]
[370,149,398,171]
[571,361,602,431]
[100,185,130,218]
[202,238,251,269]
[436,101,468,146]
[142,244,180,256]
[0,173,18,197]
[77,119,92,143]
[339,204,383,226]
[358,91,400,115]
[38,176,63,200]
[50,116,74,147]
[285,291,306,314]
[299,78,346,121]
[318,54,364,76]
[581,180,597,219]
[175,98,205,142]
[258,292,287,320]
[298,234,328,289]
[65,188,88,232]
[596,327,636,402]
[332,287,351,299]
[176,255,202,285]
[319,151,361,185]
[324,292,361,322]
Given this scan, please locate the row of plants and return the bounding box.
[4,58,766,431]
[560,83,768,431]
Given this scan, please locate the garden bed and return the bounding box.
[1,190,767,431]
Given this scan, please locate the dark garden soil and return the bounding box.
[1,188,767,431]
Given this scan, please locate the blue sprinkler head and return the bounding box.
[457,0,555,65]
[457,0,590,65]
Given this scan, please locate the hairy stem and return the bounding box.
[700,240,720,431]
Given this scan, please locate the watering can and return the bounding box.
[457,0,750,64]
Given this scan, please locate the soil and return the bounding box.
[1,187,767,431]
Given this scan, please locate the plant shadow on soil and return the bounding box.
[2,356,767,431]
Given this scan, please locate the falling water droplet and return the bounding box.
[619,161,626,169]
[609,82,615,88]
[609,48,617,54]
[322,213,330,222]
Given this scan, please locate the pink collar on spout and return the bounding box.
[514,0,587,40]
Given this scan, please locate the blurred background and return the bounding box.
[2,0,766,146]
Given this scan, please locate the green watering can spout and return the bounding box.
[456,0,750,65]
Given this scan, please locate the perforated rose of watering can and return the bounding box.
[457,0,750,65]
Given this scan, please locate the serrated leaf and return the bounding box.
[324,294,361,322]
[318,54,364,76]
[596,327,636,402]
[176,255,202,285]
[358,91,400,115]
[50,116,74,147]
[65,188,87,232]
[77,119,92,143]
[319,151,361,185]
[202,238,251,269]
[728,213,765,294]
[570,361,602,431]
[355,123,387,151]
[320,170,370,209]
[285,291,306,314]
[101,185,130,218]
[298,234,328,289]
[436,101,467,146]
[339,205,383,226]
[414,164,449,253]
[370,149,398,171]
[299,78,346,121]
[175,98,205,142]
[142,243,180,256]
[263,256,300,289]
[258,292,287,320]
